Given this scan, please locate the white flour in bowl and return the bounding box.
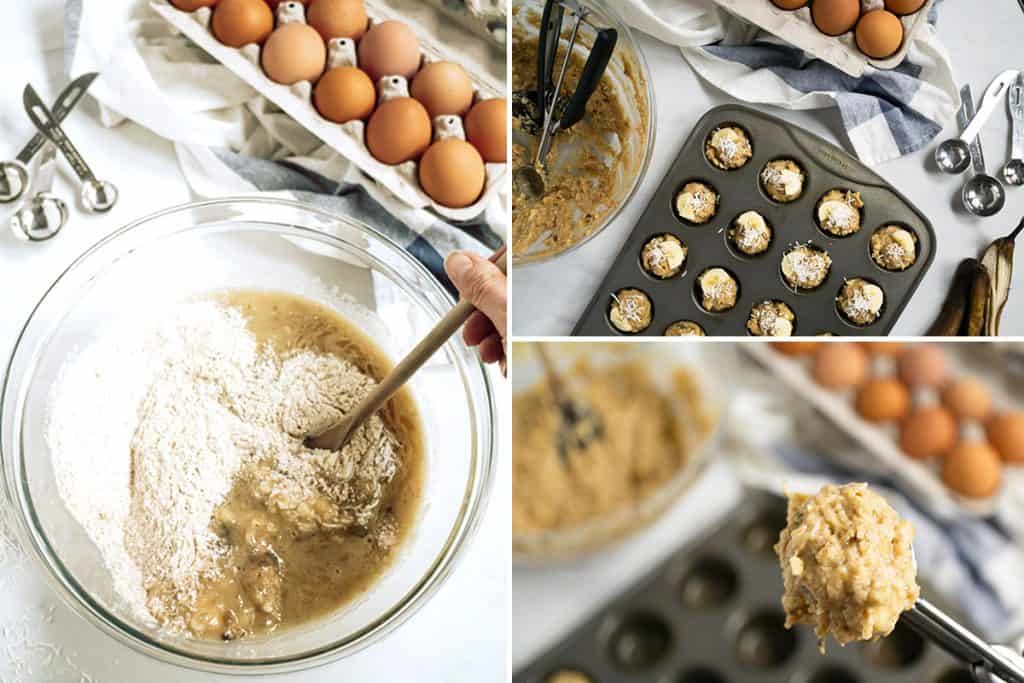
[46,300,400,632]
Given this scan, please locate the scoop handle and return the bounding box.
[960,70,1018,145]
[559,28,617,130]
[536,0,565,113]
[310,249,507,451]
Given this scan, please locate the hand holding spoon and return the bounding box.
[0,73,97,204]
[10,144,69,241]
[308,250,507,452]
[936,70,1018,175]
[23,84,118,213]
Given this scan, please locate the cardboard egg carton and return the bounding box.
[151,0,507,221]
[743,343,1023,519]
[711,0,936,77]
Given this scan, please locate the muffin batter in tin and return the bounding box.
[747,300,796,336]
[871,225,918,271]
[781,244,833,291]
[818,189,865,236]
[640,234,687,278]
[705,125,753,170]
[675,181,719,224]
[609,288,653,333]
[775,483,919,651]
[729,211,773,256]
[761,159,806,203]
[838,278,885,325]
[664,320,706,336]
[696,268,739,312]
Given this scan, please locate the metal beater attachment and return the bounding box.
[513,0,617,199]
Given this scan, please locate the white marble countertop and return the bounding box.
[510,1,1024,337]
[0,3,508,682]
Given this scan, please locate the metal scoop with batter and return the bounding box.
[512,0,617,199]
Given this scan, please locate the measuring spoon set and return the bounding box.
[1,73,118,242]
[935,69,1024,217]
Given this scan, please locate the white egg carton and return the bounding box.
[743,343,1023,520]
[711,0,935,77]
[150,0,507,221]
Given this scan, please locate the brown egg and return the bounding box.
[987,411,1024,463]
[771,0,808,8]
[855,377,911,423]
[366,98,432,165]
[856,10,904,59]
[314,66,375,122]
[307,0,367,41]
[811,343,870,389]
[886,0,926,15]
[941,377,993,421]
[898,344,949,387]
[465,98,507,163]
[172,0,218,10]
[942,440,1003,499]
[212,0,273,48]
[411,62,475,118]
[419,140,486,208]
[264,0,308,7]
[261,23,326,85]
[771,341,820,356]
[860,341,905,357]
[900,406,958,460]
[811,0,861,36]
[358,21,421,84]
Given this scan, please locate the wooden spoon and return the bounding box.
[307,249,507,452]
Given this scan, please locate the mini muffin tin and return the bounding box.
[152,0,506,221]
[513,492,973,683]
[572,105,935,337]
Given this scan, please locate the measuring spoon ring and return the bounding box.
[0,73,97,204]
[936,70,1019,175]
[23,84,118,213]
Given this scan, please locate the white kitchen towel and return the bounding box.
[63,0,507,288]
[722,386,1024,644]
[613,0,959,166]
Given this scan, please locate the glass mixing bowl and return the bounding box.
[511,0,656,266]
[0,198,496,674]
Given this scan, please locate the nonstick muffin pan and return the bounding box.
[572,105,936,337]
[513,492,973,683]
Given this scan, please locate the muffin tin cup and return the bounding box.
[572,105,935,337]
[712,0,937,78]
[152,0,506,221]
[514,492,972,683]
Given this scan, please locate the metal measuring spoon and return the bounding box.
[10,145,69,241]
[23,84,118,213]
[936,70,1018,174]
[1003,74,1024,186]
[958,86,1006,217]
[0,73,98,204]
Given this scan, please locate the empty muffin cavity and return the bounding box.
[809,668,860,683]
[606,612,674,672]
[871,225,918,271]
[679,556,739,608]
[781,243,832,291]
[675,181,720,225]
[678,668,727,683]
[608,288,653,334]
[760,159,805,203]
[734,610,797,669]
[862,621,926,669]
[641,233,688,279]
[817,189,864,236]
[705,124,753,170]
[728,211,773,257]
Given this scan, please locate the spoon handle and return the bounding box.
[14,73,98,165]
[1010,76,1024,161]
[23,85,100,184]
[310,250,507,451]
[962,87,987,174]
[960,70,1019,146]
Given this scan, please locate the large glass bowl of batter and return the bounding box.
[511,0,656,265]
[0,197,497,674]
